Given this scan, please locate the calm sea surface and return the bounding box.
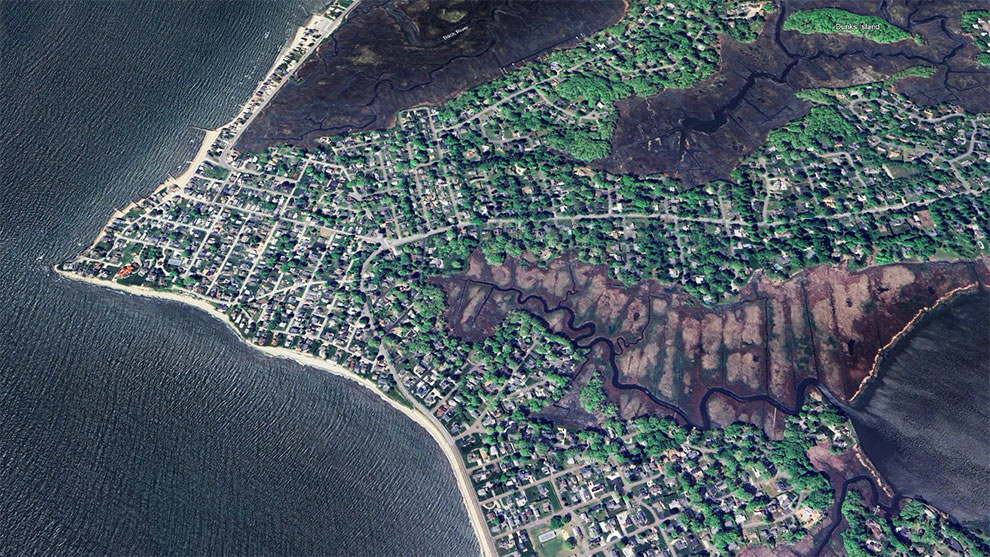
[0,1,477,554]
[847,291,990,530]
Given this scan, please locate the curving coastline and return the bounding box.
[55,2,495,554]
[843,289,990,529]
[848,281,982,403]
[54,0,988,552]
[54,266,494,557]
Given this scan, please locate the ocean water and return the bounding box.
[847,291,990,530]
[0,1,477,555]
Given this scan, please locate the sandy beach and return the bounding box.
[54,267,495,556]
[56,2,497,554]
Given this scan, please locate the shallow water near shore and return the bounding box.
[0,1,477,554]
[846,291,990,530]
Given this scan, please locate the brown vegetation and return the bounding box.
[237,0,625,152]
[438,253,989,429]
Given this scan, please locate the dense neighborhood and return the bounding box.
[61,1,990,555]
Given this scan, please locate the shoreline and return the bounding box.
[56,2,496,553]
[848,282,982,403]
[61,0,985,552]
[80,128,219,256]
[853,445,894,499]
[54,267,494,556]
[81,4,350,256]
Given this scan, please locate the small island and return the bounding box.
[783,8,918,44]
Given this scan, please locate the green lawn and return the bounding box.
[532,524,569,557]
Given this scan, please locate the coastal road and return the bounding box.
[384,349,498,557]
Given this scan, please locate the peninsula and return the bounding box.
[61,0,990,554]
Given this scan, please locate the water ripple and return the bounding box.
[0,1,477,554]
